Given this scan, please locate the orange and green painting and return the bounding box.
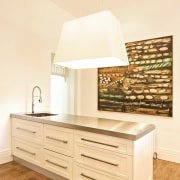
[98,36,173,117]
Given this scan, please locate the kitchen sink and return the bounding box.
[25,112,58,117]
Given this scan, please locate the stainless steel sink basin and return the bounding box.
[25,113,58,117]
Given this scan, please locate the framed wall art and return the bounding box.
[98,36,173,117]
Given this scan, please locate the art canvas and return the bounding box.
[98,36,173,117]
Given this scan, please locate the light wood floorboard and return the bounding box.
[0,161,51,180]
[0,159,180,179]
[153,159,180,180]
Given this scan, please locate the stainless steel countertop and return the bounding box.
[10,113,155,140]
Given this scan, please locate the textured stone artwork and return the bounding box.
[98,36,173,117]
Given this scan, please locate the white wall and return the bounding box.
[76,0,180,163]
[0,0,73,164]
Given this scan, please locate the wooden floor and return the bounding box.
[0,161,51,180]
[153,159,180,180]
[0,159,180,180]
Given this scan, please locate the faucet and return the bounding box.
[32,86,42,113]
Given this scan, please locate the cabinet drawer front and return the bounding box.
[44,124,73,157]
[73,162,125,180]
[74,130,132,155]
[12,137,43,166]
[44,149,73,180]
[74,143,132,179]
[12,118,43,145]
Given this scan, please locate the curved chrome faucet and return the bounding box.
[32,86,42,113]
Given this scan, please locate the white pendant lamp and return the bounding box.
[54,10,129,69]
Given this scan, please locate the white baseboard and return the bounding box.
[156,147,180,163]
[0,149,13,164]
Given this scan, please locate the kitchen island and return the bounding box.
[11,113,155,180]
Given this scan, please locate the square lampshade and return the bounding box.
[54,11,129,69]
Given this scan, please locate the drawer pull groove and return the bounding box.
[81,154,118,166]
[46,136,68,144]
[16,147,36,156]
[81,138,119,148]
[16,127,36,134]
[80,173,97,180]
[46,159,67,169]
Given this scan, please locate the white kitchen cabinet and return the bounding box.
[12,137,43,167]
[12,118,74,180]
[11,116,154,180]
[44,124,74,157]
[73,162,123,180]
[44,149,73,179]
[12,118,43,145]
[74,130,154,180]
[11,118,44,167]
[74,143,132,179]
[74,130,133,155]
[43,124,74,179]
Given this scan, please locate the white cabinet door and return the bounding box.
[12,137,43,167]
[44,149,73,180]
[73,162,125,180]
[12,118,43,145]
[74,130,133,155]
[74,143,132,179]
[44,124,74,157]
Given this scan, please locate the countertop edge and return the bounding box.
[10,113,155,141]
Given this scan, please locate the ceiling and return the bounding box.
[50,0,130,17]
